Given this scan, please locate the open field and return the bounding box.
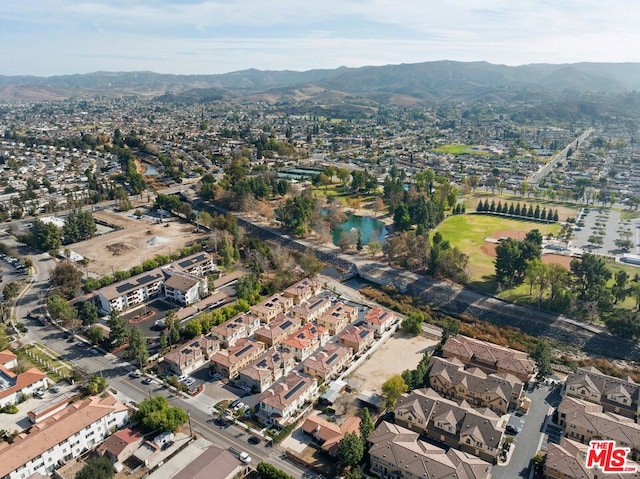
[71,209,206,277]
[432,144,471,155]
[435,213,562,284]
[347,332,438,393]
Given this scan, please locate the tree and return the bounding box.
[86,375,108,395]
[159,331,168,350]
[166,312,180,346]
[107,309,128,347]
[256,462,294,479]
[76,455,114,479]
[382,374,408,407]
[368,239,382,258]
[611,270,629,304]
[47,293,79,326]
[570,253,612,301]
[532,340,553,380]
[360,407,374,442]
[401,311,423,335]
[86,325,104,344]
[129,326,149,368]
[2,281,20,302]
[50,262,84,298]
[30,219,62,252]
[182,320,203,340]
[441,318,459,343]
[79,301,99,326]
[63,209,97,243]
[134,396,188,433]
[393,204,412,232]
[337,432,365,469]
[495,238,521,288]
[298,249,323,277]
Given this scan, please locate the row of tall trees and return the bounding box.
[477,199,559,222]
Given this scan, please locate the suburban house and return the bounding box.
[442,335,537,383]
[209,338,266,379]
[394,388,506,463]
[281,323,330,361]
[250,294,294,323]
[282,278,321,304]
[545,437,639,479]
[302,343,353,383]
[97,268,165,313]
[428,356,525,415]
[337,325,375,355]
[0,394,128,479]
[237,348,296,393]
[210,312,260,348]
[253,314,302,348]
[259,371,318,428]
[170,445,250,479]
[0,352,48,408]
[557,396,640,461]
[316,302,357,335]
[364,307,396,336]
[161,335,219,376]
[97,428,144,465]
[564,366,640,422]
[302,414,361,456]
[291,296,331,323]
[368,421,493,479]
[163,271,208,306]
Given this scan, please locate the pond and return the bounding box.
[332,214,387,246]
[142,162,159,176]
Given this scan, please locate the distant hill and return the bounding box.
[2,61,640,112]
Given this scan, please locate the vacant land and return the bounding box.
[71,209,206,277]
[348,332,438,394]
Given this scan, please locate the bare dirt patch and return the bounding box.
[72,210,206,277]
[481,242,498,258]
[348,332,438,394]
[542,253,573,269]
[492,229,527,241]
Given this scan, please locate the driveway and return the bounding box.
[492,383,562,479]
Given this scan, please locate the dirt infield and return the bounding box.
[492,229,527,241]
[71,210,206,277]
[348,333,438,393]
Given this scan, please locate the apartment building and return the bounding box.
[0,394,128,479]
[253,314,302,348]
[0,350,48,409]
[237,348,296,393]
[163,272,208,306]
[291,296,331,323]
[428,356,525,415]
[545,437,639,479]
[258,371,318,428]
[282,278,321,304]
[442,335,537,383]
[302,343,353,383]
[557,396,640,461]
[281,323,330,361]
[337,325,375,355]
[209,338,266,379]
[250,294,294,323]
[363,306,396,336]
[564,366,640,421]
[210,312,260,348]
[162,335,219,376]
[368,421,493,479]
[97,268,165,313]
[317,302,357,335]
[171,251,217,277]
[394,388,506,463]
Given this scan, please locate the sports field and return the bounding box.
[435,213,563,282]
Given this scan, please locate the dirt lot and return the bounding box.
[348,332,439,394]
[71,209,207,277]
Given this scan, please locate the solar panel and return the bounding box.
[283,380,306,400]
[326,353,339,365]
[359,329,370,338]
[234,345,253,357]
[280,320,293,330]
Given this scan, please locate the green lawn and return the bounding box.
[435,213,561,292]
[433,144,471,155]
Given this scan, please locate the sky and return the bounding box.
[2,0,640,77]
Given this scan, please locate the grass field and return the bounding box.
[433,144,471,154]
[435,213,562,292]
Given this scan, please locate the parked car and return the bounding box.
[239,452,252,464]
[129,370,142,378]
[248,436,260,445]
[161,440,174,451]
[142,378,153,385]
[50,386,60,394]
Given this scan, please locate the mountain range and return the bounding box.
[2,61,640,113]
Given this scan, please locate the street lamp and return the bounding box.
[187,409,193,437]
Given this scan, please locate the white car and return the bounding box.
[239,452,252,464]
[178,374,189,382]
